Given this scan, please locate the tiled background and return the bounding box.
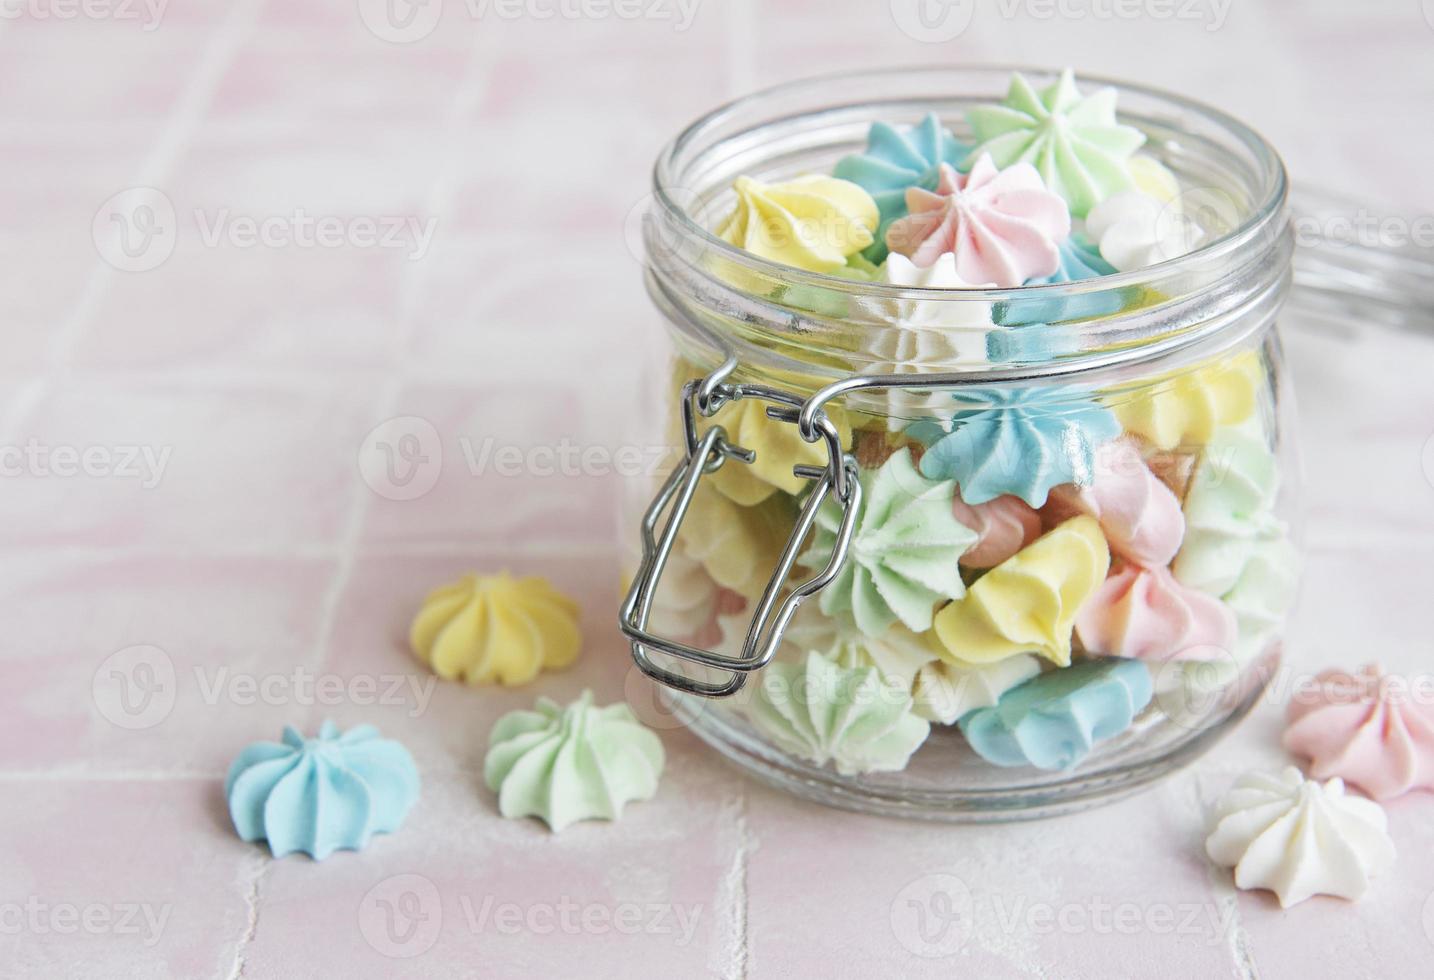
[2,1,1433,977]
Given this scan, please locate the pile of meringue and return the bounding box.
[671,69,1300,781]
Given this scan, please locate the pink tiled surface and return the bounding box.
[5,2,1434,977]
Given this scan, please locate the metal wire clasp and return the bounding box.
[619,358,863,698]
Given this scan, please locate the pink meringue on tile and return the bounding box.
[1284,664,1434,801]
[885,156,1071,287]
[1045,442,1185,566]
[950,490,1043,569]
[1075,562,1236,662]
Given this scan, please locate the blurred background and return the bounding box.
[4,1,1434,977]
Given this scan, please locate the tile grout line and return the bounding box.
[300,27,500,684]
[710,790,753,980]
[223,853,270,980]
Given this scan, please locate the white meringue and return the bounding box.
[911,654,1042,725]
[1086,190,1199,271]
[1205,767,1395,908]
[861,253,996,430]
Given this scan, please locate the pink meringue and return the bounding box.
[951,490,1043,568]
[885,155,1071,287]
[1044,442,1185,566]
[1284,664,1434,801]
[1075,562,1236,662]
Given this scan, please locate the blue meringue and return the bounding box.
[914,386,1121,506]
[225,721,420,860]
[995,234,1122,327]
[960,657,1153,770]
[833,113,969,262]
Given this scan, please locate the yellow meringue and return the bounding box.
[933,516,1110,668]
[705,395,853,506]
[1109,350,1262,450]
[410,572,580,686]
[716,175,879,273]
[1128,155,1180,204]
[680,483,794,599]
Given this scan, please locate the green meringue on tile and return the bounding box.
[746,651,930,775]
[484,691,664,831]
[801,448,976,636]
[966,68,1146,218]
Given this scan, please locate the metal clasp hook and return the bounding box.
[618,365,862,698]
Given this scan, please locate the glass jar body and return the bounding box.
[623,69,1298,820]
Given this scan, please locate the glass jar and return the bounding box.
[620,67,1298,820]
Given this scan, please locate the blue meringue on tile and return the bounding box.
[225,721,420,860]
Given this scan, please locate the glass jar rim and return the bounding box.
[650,64,1289,305]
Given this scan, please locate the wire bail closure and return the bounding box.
[619,357,863,698]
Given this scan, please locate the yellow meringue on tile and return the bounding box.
[410,572,580,686]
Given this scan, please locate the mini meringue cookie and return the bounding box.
[705,394,853,505]
[803,448,975,635]
[959,656,1153,770]
[410,572,580,687]
[912,654,1042,725]
[950,490,1043,568]
[746,650,930,775]
[716,174,879,273]
[1205,767,1395,908]
[1128,154,1180,203]
[1044,440,1185,566]
[914,385,1121,507]
[1086,189,1198,271]
[1284,664,1434,801]
[965,68,1146,218]
[833,113,969,263]
[226,721,420,860]
[1223,533,1299,660]
[679,482,792,599]
[1075,562,1237,662]
[485,691,665,832]
[780,605,940,690]
[861,253,996,430]
[1109,351,1263,451]
[934,516,1110,668]
[885,157,1071,287]
[1173,428,1285,597]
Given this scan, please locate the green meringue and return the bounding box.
[966,68,1146,218]
[1172,428,1286,596]
[485,691,664,832]
[781,606,939,690]
[1223,533,1300,660]
[802,448,976,636]
[746,651,930,775]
